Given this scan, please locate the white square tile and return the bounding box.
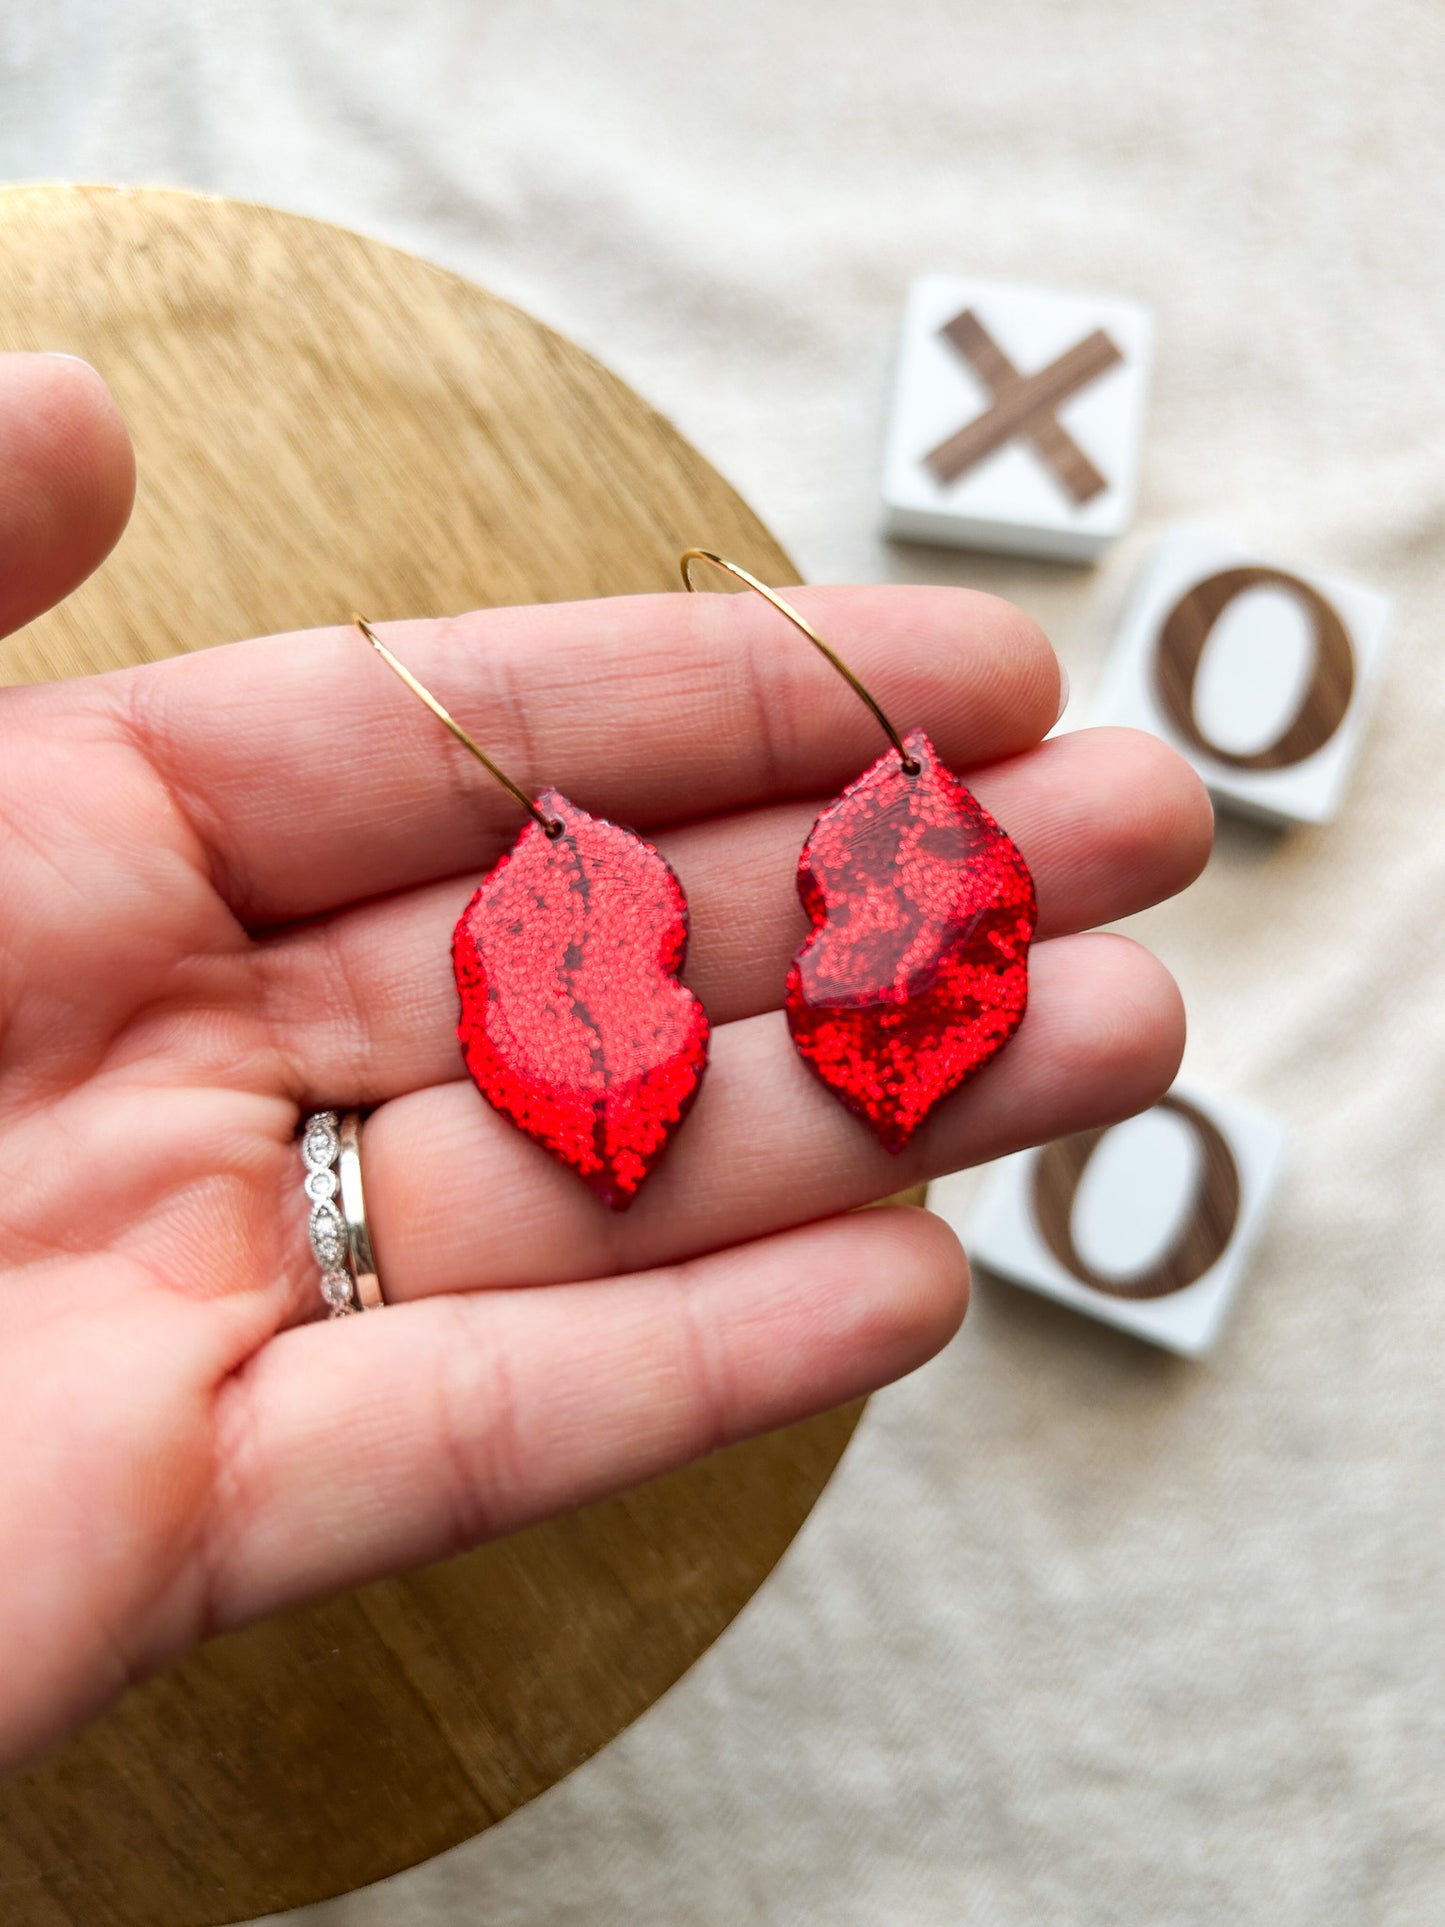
[1091,528,1393,826]
[881,274,1152,561]
[928,1085,1286,1357]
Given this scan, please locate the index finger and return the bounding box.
[100,583,1061,923]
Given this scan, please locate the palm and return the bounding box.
[0,355,1210,1776]
[0,691,302,1768]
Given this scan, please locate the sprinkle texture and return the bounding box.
[453,791,709,1208]
[786,729,1036,1151]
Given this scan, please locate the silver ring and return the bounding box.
[338,1112,384,1310]
[301,1110,384,1315]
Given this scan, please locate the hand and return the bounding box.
[0,353,1210,1775]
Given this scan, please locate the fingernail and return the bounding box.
[1054,661,1071,725]
[42,352,95,369]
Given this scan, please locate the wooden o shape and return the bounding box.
[1031,1095,1242,1301]
[0,184,864,1927]
[1152,565,1356,770]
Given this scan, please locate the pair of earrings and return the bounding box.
[356,552,1036,1209]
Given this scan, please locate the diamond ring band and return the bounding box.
[301,1110,385,1316]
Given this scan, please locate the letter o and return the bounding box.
[1152,566,1355,770]
[1030,1095,1242,1301]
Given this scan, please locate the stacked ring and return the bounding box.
[337,1113,383,1310]
[301,1110,385,1316]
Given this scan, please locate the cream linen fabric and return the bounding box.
[3,4,1442,1922]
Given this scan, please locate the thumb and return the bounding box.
[0,351,135,646]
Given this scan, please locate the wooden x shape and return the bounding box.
[924,308,1124,504]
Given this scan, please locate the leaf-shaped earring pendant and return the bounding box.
[679,556,1036,1152]
[453,791,707,1207]
[787,728,1035,1150]
[356,620,707,1208]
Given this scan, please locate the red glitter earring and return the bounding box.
[679,555,1036,1153]
[356,618,708,1209]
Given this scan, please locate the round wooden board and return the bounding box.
[0,184,863,1927]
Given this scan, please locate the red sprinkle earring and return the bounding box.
[679,555,1036,1152]
[356,618,708,1209]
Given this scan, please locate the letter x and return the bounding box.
[924,308,1124,505]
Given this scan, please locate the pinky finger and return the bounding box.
[204,1206,968,1630]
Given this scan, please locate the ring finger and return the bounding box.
[296,930,1183,1318]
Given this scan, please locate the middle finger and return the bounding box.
[256,725,1210,1104]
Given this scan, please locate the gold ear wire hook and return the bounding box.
[678,550,919,774]
[353,615,562,835]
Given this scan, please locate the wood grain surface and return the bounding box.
[0,184,863,1927]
